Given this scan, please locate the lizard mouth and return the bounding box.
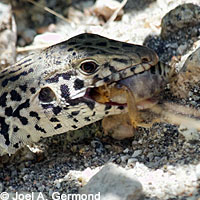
[84,71,162,109]
[85,84,158,110]
[85,85,127,106]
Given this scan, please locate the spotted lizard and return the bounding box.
[0,33,171,155]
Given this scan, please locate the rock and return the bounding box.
[170,46,200,98]
[0,2,17,70]
[22,28,36,44]
[79,163,143,200]
[127,158,138,165]
[161,3,200,39]
[132,150,142,158]
[0,183,4,193]
[178,124,200,141]
[182,47,200,73]
[56,182,61,189]
[120,155,129,163]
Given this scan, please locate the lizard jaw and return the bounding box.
[84,87,127,106]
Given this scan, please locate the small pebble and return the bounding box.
[120,155,129,163]
[22,29,37,44]
[56,182,61,189]
[123,148,129,153]
[132,150,142,158]
[147,152,154,161]
[178,125,200,141]
[127,158,138,165]
[0,183,4,193]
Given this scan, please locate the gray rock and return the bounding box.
[178,125,200,141]
[120,155,129,163]
[11,170,17,177]
[127,158,138,165]
[22,29,37,44]
[161,3,200,38]
[79,163,143,200]
[147,152,154,161]
[132,150,142,158]
[0,182,4,193]
[56,182,61,189]
[182,46,200,72]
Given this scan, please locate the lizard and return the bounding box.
[0,33,172,156]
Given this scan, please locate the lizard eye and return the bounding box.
[39,87,56,102]
[80,61,98,75]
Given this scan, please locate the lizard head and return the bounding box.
[34,33,158,127]
[0,33,158,155]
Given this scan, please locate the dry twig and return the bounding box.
[25,0,70,23]
[104,0,128,27]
